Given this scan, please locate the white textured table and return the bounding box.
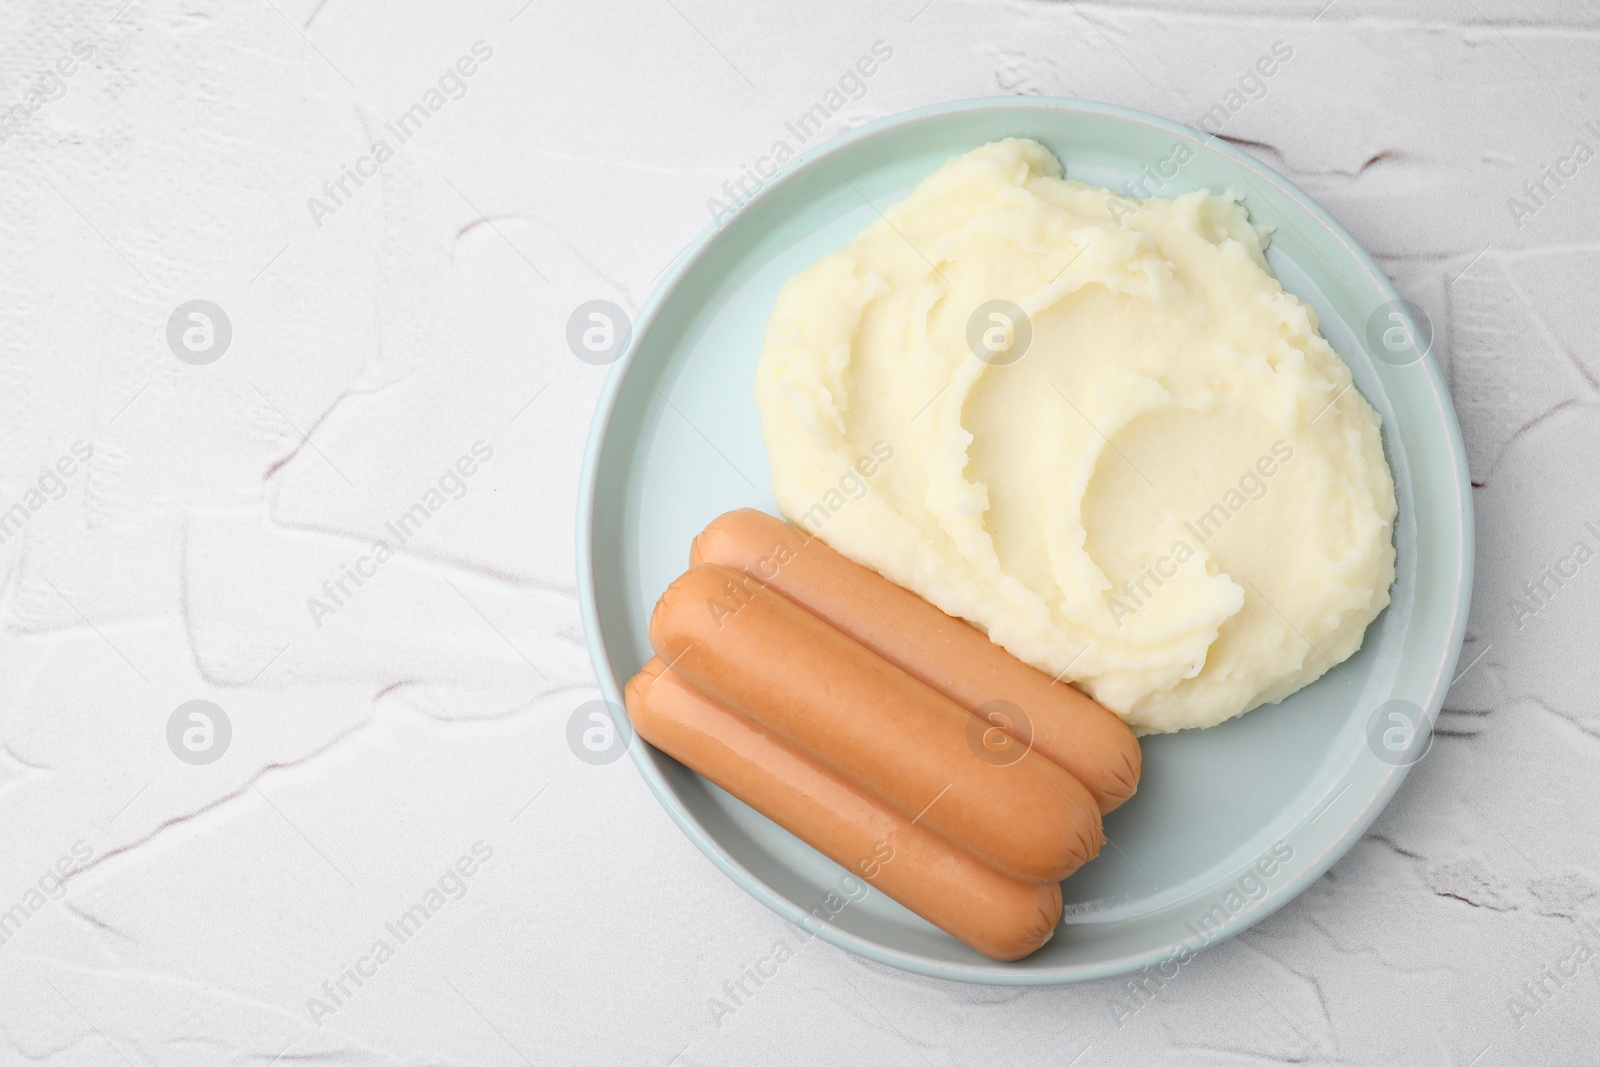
[1,1,1595,1063]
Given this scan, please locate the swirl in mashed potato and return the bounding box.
[753,139,1397,734]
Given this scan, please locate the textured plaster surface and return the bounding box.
[1,1,1596,1063]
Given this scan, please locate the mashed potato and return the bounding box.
[754,139,1396,734]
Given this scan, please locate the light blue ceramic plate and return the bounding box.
[577,98,1472,984]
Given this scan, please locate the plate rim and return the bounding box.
[576,95,1474,985]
